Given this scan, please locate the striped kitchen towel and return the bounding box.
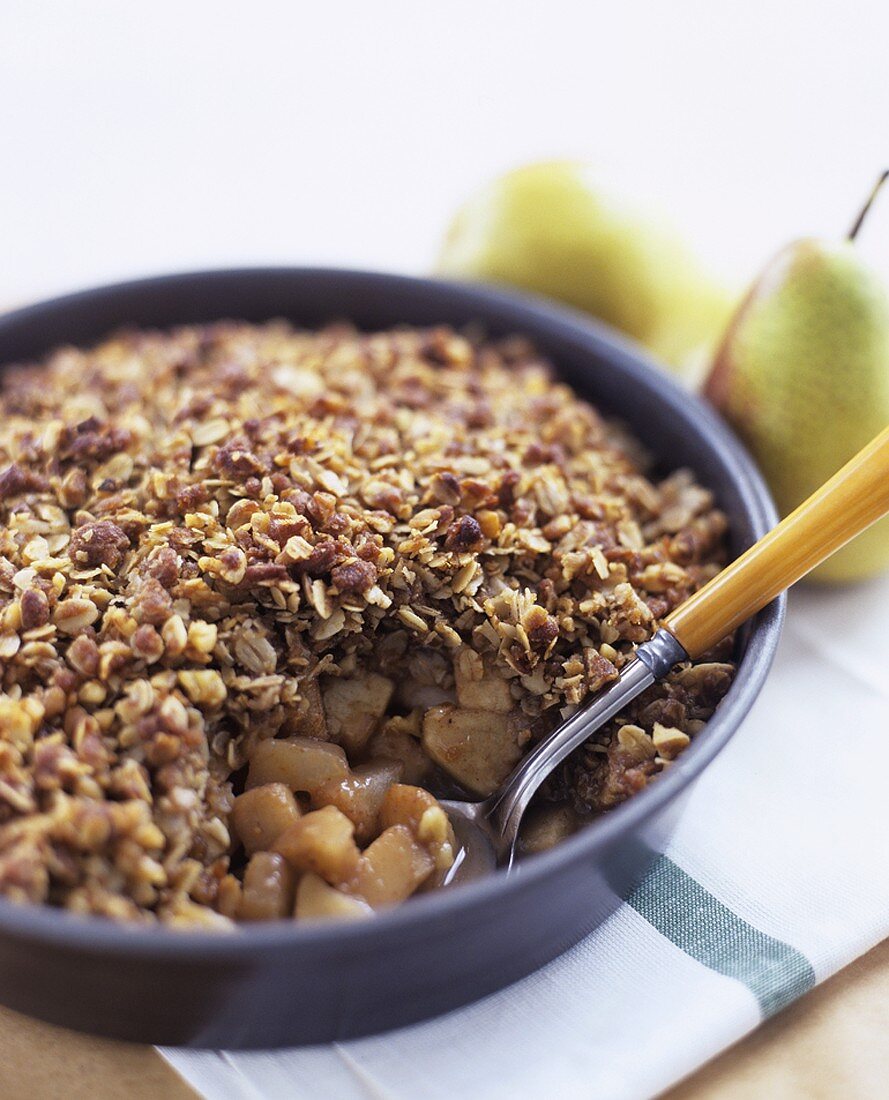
[163,576,889,1100]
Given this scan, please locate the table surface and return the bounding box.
[670,939,889,1099]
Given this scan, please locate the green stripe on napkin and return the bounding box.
[629,856,816,1017]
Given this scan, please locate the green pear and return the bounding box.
[705,175,889,583]
[437,160,733,377]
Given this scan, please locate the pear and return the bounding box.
[705,174,889,583]
[437,160,732,377]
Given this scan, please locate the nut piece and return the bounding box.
[349,825,435,908]
[616,723,657,762]
[238,852,297,921]
[294,873,373,922]
[20,588,50,631]
[177,669,227,708]
[246,737,349,794]
[652,722,691,761]
[273,805,361,885]
[232,783,302,855]
[322,673,394,753]
[421,704,523,796]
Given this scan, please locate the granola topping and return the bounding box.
[0,321,734,926]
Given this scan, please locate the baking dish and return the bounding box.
[0,269,783,1047]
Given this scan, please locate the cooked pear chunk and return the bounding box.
[232,783,302,855]
[313,760,402,843]
[295,873,373,922]
[238,852,297,921]
[273,805,361,885]
[349,825,435,908]
[380,783,456,874]
[322,672,395,753]
[422,704,523,796]
[246,737,349,795]
[453,651,513,713]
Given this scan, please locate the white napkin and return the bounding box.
[163,576,889,1099]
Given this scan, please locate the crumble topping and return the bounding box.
[0,322,733,925]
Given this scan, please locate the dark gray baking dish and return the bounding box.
[0,269,783,1048]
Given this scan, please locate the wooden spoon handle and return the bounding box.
[665,423,889,659]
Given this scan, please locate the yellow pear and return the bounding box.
[705,175,889,583]
[437,161,732,376]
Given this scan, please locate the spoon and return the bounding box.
[441,423,889,882]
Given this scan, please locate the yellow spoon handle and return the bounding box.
[665,423,889,659]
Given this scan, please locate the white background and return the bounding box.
[2,0,889,309]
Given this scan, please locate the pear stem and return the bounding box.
[848,170,889,241]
